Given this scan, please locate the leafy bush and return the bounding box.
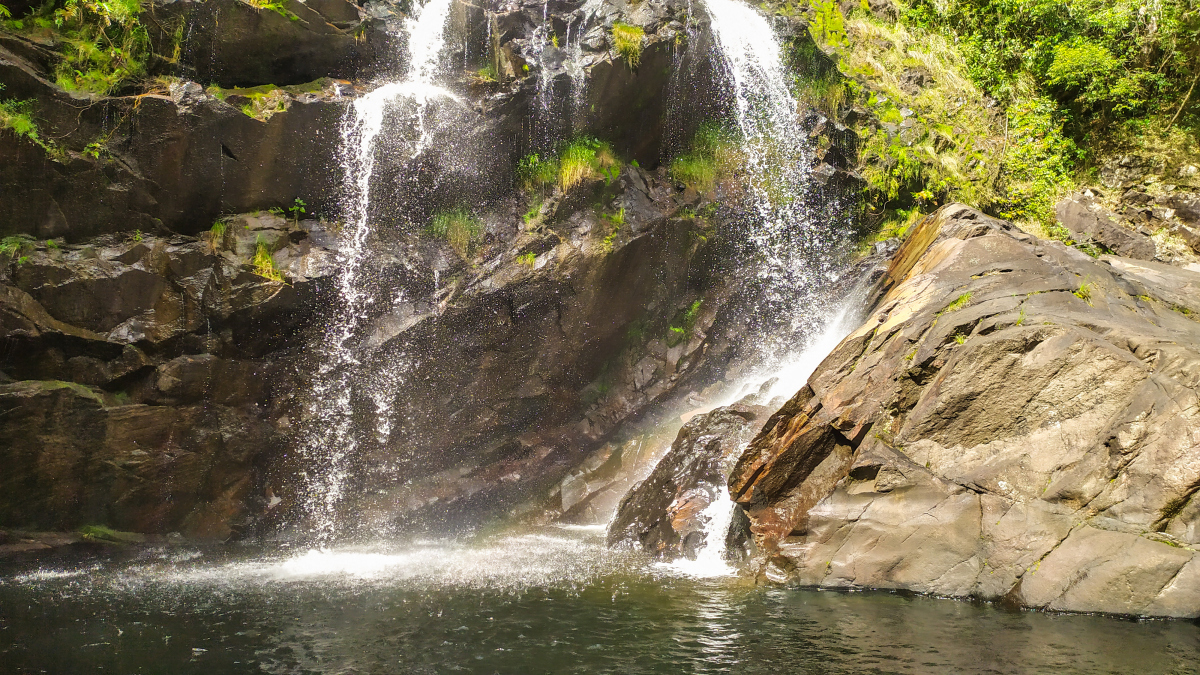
[429,208,483,259]
[51,0,151,94]
[611,22,644,68]
[995,97,1079,229]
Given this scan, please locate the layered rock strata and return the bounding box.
[731,203,1200,618]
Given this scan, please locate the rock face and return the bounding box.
[731,203,1200,617]
[0,214,336,538]
[608,398,769,559]
[1055,191,1156,260]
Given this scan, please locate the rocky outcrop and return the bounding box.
[1055,191,1155,260]
[607,396,770,559]
[0,213,336,538]
[731,203,1200,617]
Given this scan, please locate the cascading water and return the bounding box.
[702,0,850,376]
[656,483,738,578]
[298,0,456,541]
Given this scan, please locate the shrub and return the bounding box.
[611,22,644,68]
[429,208,483,259]
[50,0,151,94]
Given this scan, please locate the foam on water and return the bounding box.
[657,483,739,579]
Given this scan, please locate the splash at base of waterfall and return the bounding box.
[655,484,738,579]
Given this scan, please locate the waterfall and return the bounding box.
[657,484,737,578]
[298,0,456,541]
[702,0,848,374]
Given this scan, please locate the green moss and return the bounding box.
[517,251,536,267]
[429,208,483,259]
[611,22,644,68]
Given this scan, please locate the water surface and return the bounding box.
[2,527,1196,674]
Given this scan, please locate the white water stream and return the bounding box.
[300,0,456,541]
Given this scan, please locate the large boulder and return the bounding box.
[1056,191,1156,260]
[607,398,770,559]
[731,203,1200,618]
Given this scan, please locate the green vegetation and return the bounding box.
[252,236,284,282]
[1073,280,1093,305]
[518,153,559,193]
[288,197,306,223]
[39,0,151,94]
[781,0,1200,243]
[611,22,644,68]
[669,123,741,193]
[517,251,536,267]
[0,235,35,262]
[208,218,229,252]
[244,0,300,21]
[0,87,57,155]
[560,136,618,190]
[517,137,619,197]
[941,291,973,314]
[666,299,703,347]
[475,63,498,82]
[600,207,625,252]
[429,208,483,259]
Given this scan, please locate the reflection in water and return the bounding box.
[2,527,1198,674]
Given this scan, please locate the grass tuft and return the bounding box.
[611,22,644,68]
[429,209,483,260]
[941,292,972,314]
[669,123,741,194]
[252,236,285,282]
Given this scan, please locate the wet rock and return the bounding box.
[731,203,1200,617]
[1056,192,1155,259]
[607,399,769,559]
[149,0,377,88]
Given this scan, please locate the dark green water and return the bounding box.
[1,526,1197,674]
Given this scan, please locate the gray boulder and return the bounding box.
[731,203,1200,617]
[1056,191,1156,259]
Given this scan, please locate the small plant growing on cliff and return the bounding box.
[518,153,559,193]
[517,251,536,267]
[666,299,703,347]
[611,23,644,68]
[0,235,34,261]
[670,123,740,193]
[599,207,625,252]
[129,230,143,243]
[0,88,57,156]
[940,292,972,314]
[288,198,307,224]
[252,236,285,282]
[559,136,617,190]
[245,0,300,21]
[208,218,229,253]
[429,208,483,260]
[1073,281,1093,306]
